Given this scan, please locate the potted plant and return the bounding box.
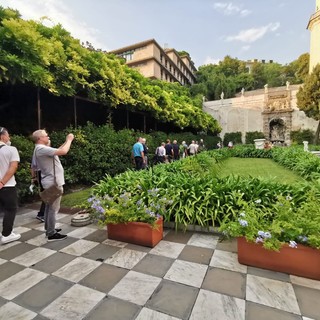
[87,188,172,247]
[219,189,320,280]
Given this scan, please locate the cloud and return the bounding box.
[226,22,280,43]
[241,45,251,51]
[1,0,107,50]
[213,2,252,17]
[203,56,221,65]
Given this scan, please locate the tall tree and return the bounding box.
[296,64,320,143]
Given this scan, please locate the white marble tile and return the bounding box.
[164,259,208,288]
[34,222,64,232]
[0,241,21,252]
[52,257,101,282]
[0,302,37,320]
[247,274,301,314]
[41,284,104,320]
[56,213,70,220]
[14,211,38,226]
[209,250,247,273]
[187,233,219,249]
[136,308,181,320]
[109,270,161,305]
[303,317,315,320]
[11,247,56,267]
[190,289,245,320]
[0,258,6,265]
[26,234,48,246]
[104,248,146,269]
[66,226,96,239]
[59,239,98,256]
[149,240,185,259]
[290,275,320,290]
[13,226,31,234]
[102,239,128,247]
[0,268,48,300]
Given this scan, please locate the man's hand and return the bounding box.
[66,133,74,142]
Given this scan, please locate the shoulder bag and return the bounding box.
[39,156,63,204]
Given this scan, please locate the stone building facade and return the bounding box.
[308,0,320,72]
[110,39,196,86]
[203,85,318,144]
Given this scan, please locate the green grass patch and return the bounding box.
[61,188,92,208]
[218,158,305,184]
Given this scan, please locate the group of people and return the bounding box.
[0,126,74,245]
[132,138,206,170]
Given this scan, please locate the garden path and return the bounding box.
[0,207,319,320]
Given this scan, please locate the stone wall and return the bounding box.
[203,85,318,144]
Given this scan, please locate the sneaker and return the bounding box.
[36,215,45,222]
[1,232,21,245]
[47,233,67,242]
[45,229,62,238]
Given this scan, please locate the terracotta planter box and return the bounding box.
[107,218,163,248]
[237,237,320,280]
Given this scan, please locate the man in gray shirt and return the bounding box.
[32,129,74,241]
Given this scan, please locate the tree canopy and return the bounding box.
[296,64,320,142]
[191,54,309,101]
[0,7,220,134]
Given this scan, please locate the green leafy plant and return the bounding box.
[86,187,172,228]
[219,189,320,251]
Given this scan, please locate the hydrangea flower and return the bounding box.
[238,219,248,227]
[289,241,298,248]
[256,237,264,243]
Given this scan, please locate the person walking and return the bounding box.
[141,138,149,169]
[32,129,74,242]
[31,155,45,222]
[188,140,198,156]
[0,126,21,245]
[131,137,145,170]
[172,140,180,161]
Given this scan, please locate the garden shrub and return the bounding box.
[223,132,242,146]
[291,129,315,144]
[245,131,265,144]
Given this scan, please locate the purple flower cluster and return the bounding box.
[256,230,272,243]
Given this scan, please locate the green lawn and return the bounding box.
[60,157,305,208]
[218,158,305,184]
[61,188,92,208]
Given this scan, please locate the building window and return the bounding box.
[160,54,163,63]
[120,50,134,61]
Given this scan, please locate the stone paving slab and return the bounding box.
[0,207,320,319]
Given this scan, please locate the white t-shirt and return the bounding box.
[0,143,20,187]
[33,144,65,188]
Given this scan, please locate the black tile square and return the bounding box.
[83,229,109,243]
[246,301,301,320]
[82,244,120,261]
[147,280,199,319]
[133,254,174,277]
[32,252,76,274]
[178,245,213,265]
[163,230,193,244]
[202,267,246,299]
[294,284,320,320]
[87,296,140,320]
[13,276,72,313]
[0,261,25,282]
[0,243,37,260]
[80,264,128,293]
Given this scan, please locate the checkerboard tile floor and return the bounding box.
[0,207,320,320]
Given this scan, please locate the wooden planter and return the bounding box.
[237,237,320,280]
[107,218,163,248]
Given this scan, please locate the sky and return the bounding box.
[0,0,316,68]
